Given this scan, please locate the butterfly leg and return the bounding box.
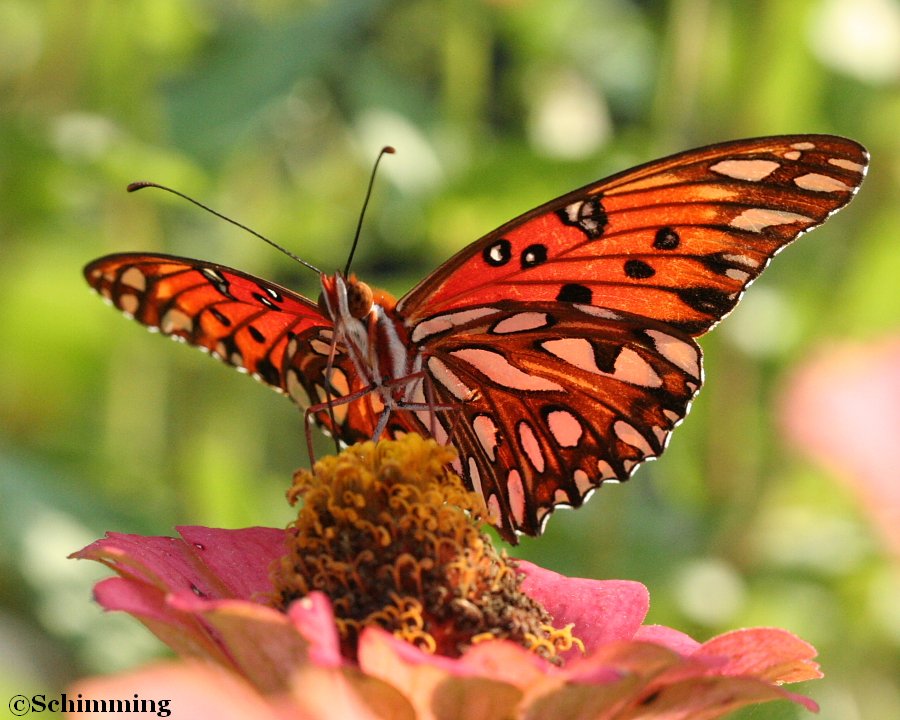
[321,333,345,454]
[302,380,379,465]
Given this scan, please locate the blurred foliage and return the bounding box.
[1,0,898,717]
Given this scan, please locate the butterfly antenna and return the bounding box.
[344,146,395,276]
[127,181,322,274]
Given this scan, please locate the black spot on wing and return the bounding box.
[209,307,231,326]
[557,283,593,303]
[677,287,734,316]
[255,357,281,386]
[699,252,756,279]
[253,292,279,310]
[591,343,622,374]
[483,239,512,267]
[556,196,608,239]
[624,260,656,279]
[248,325,265,343]
[521,243,548,269]
[262,285,282,301]
[200,267,234,299]
[653,227,680,250]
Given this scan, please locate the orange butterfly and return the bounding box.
[85,135,868,541]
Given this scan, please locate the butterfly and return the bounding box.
[85,135,868,541]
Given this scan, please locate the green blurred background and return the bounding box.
[2,1,898,717]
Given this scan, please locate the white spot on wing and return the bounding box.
[597,459,615,478]
[791,141,815,150]
[310,339,332,355]
[547,409,582,447]
[721,253,760,269]
[645,330,701,380]
[542,337,600,374]
[794,173,851,193]
[730,208,814,232]
[575,305,621,321]
[473,414,499,461]
[161,308,194,335]
[120,266,147,291]
[828,157,865,173]
[487,495,502,526]
[492,312,550,334]
[411,307,499,343]
[573,469,592,496]
[783,150,801,160]
[614,420,654,455]
[450,348,563,391]
[507,470,526,527]
[428,357,474,400]
[725,268,751,282]
[517,421,545,473]
[613,347,663,388]
[119,293,139,315]
[652,425,668,444]
[710,159,780,181]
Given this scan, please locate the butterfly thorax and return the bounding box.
[318,273,421,415]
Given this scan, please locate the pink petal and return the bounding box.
[525,643,694,718]
[284,663,415,720]
[357,628,523,720]
[71,532,228,599]
[550,641,817,718]
[696,627,822,684]
[633,624,702,655]
[286,592,345,669]
[92,577,232,663]
[516,560,650,651]
[177,526,286,600]
[617,674,818,719]
[167,593,316,694]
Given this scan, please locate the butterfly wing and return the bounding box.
[83,253,375,438]
[399,135,868,335]
[409,301,702,538]
[398,135,867,538]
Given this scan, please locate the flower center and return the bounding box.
[270,434,580,662]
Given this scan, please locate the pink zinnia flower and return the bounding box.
[69,436,821,718]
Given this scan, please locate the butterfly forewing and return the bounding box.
[398,135,868,335]
[84,254,332,401]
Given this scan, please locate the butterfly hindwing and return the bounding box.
[399,135,867,335]
[408,301,702,537]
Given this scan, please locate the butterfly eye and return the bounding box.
[346,278,375,319]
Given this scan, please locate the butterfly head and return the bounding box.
[318,272,398,322]
[318,272,376,322]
